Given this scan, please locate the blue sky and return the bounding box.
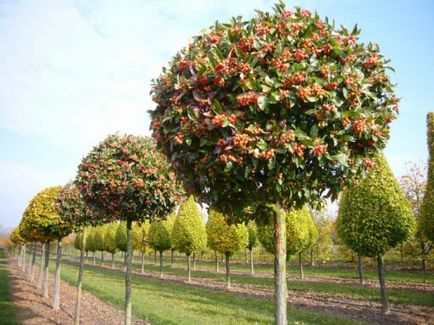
[1,0,433,229]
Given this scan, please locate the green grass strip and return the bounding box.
[0,248,18,325]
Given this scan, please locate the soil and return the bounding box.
[6,256,145,325]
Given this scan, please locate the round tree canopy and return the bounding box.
[337,153,415,257]
[10,227,25,245]
[149,3,398,215]
[21,186,71,242]
[148,219,173,252]
[75,134,182,223]
[246,220,258,250]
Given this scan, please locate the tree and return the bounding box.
[246,220,258,274]
[149,219,173,277]
[105,222,119,269]
[337,153,415,314]
[132,221,150,273]
[149,2,398,323]
[9,227,25,267]
[75,134,181,325]
[94,224,107,265]
[20,186,67,300]
[305,210,334,266]
[400,161,432,270]
[56,183,96,325]
[420,113,434,248]
[172,196,207,282]
[86,227,97,264]
[206,209,247,288]
[258,206,316,279]
[115,221,128,269]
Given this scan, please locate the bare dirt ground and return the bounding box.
[7,256,145,325]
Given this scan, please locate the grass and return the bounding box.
[82,256,433,308]
[0,248,18,325]
[54,261,366,325]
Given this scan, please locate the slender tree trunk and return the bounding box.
[93,251,95,265]
[125,219,133,325]
[18,245,23,266]
[422,257,426,271]
[193,253,196,270]
[101,251,104,266]
[187,254,191,282]
[53,240,62,310]
[21,244,26,272]
[171,250,174,268]
[112,253,115,269]
[141,251,145,273]
[274,204,287,325]
[85,251,88,263]
[30,244,37,281]
[154,251,157,266]
[250,248,254,274]
[26,243,33,279]
[358,253,365,285]
[38,244,45,289]
[74,228,87,325]
[377,255,389,314]
[43,241,50,298]
[225,252,231,289]
[124,251,127,271]
[310,248,314,267]
[215,250,219,272]
[159,251,163,278]
[298,252,304,280]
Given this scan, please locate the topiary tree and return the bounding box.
[56,183,96,324]
[20,186,67,301]
[246,220,258,274]
[337,153,415,314]
[420,113,434,245]
[132,221,150,273]
[149,2,399,323]
[105,222,119,269]
[172,196,207,282]
[206,209,247,288]
[10,227,25,267]
[94,224,107,266]
[75,134,181,325]
[148,218,173,277]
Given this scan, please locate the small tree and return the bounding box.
[94,225,107,265]
[149,3,398,323]
[116,221,128,269]
[420,113,434,246]
[132,221,149,273]
[149,219,173,277]
[105,222,119,269]
[246,220,258,274]
[172,196,207,282]
[206,209,247,288]
[75,134,181,325]
[10,227,25,267]
[337,153,415,314]
[306,211,334,266]
[86,227,97,265]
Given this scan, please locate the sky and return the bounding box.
[1,0,433,230]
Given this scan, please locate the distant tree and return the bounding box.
[246,220,258,274]
[86,227,97,264]
[104,222,119,269]
[115,221,128,269]
[172,196,207,282]
[132,221,150,273]
[420,113,434,252]
[94,224,107,265]
[305,210,334,266]
[149,218,173,277]
[9,227,25,267]
[337,153,415,314]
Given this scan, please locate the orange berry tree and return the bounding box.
[75,134,182,325]
[149,3,398,324]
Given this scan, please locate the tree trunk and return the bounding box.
[377,254,389,314]
[18,245,23,266]
[101,251,104,266]
[215,250,219,272]
[93,251,96,265]
[245,248,248,264]
[26,243,33,279]
[187,254,191,282]
[43,241,50,298]
[112,253,115,269]
[225,252,231,289]
[193,253,196,270]
[310,248,315,267]
[21,244,26,272]
[30,244,37,281]
[273,204,287,325]
[124,220,133,325]
[298,252,304,280]
[250,248,254,274]
[37,244,45,289]
[85,251,88,263]
[422,257,426,271]
[154,251,157,266]
[74,228,87,325]
[124,251,127,272]
[358,253,365,285]
[159,251,163,278]
[141,251,145,273]
[53,240,62,310]
[171,249,174,268]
